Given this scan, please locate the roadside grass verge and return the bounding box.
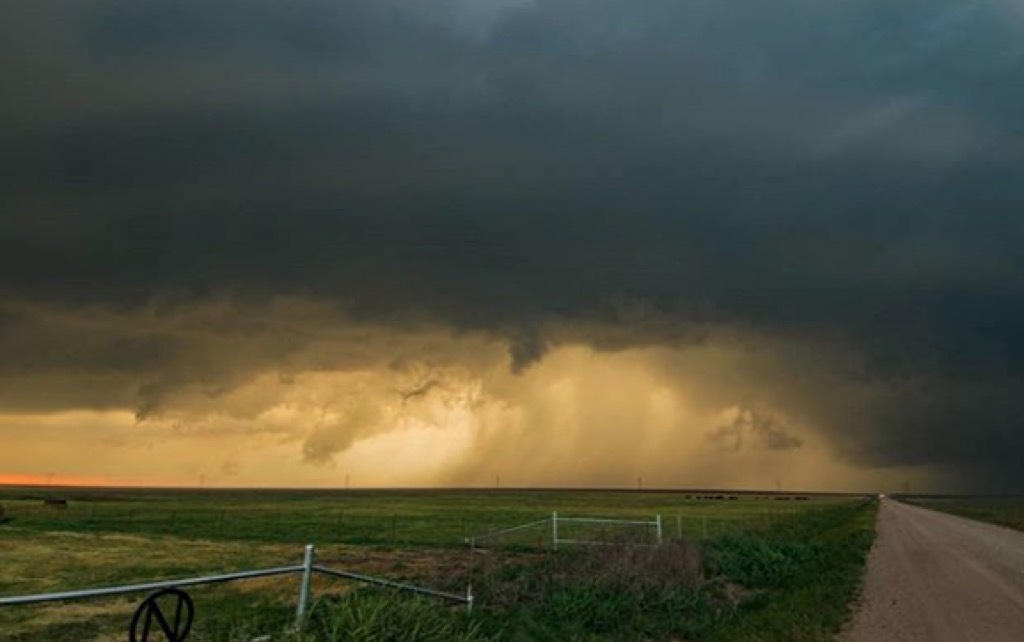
[700,500,876,641]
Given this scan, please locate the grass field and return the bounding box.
[903,496,1024,532]
[0,488,843,547]
[0,487,875,641]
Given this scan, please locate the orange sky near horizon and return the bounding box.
[0,472,190,488]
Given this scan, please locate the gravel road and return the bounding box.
[845,498,1024,641]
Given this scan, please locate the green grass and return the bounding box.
[2,589,295,642]
[903,496,1024,531]
[700,500,876,642]
[300,590,488,642]
[0,488,845,548]
[0,488,875,641]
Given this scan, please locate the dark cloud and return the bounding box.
[2,0,1024,488]
[508,326,547,374]
[711,408,803,453]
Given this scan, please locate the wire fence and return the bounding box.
[467,512,665,551]
[466,507,808,550]
[0,497,818,550]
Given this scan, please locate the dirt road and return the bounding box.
[846,498,1024,641]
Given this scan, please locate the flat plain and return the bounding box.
[0,487,874,642]
[902,496,1024,532]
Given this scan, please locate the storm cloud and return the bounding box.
[2,0,1024,490]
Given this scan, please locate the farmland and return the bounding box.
[903,496,1024,532]
[0,487,875,641]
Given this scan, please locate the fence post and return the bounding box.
[295,544,316,628]
[552,512,558,551]
[656,515,663,544]
[466,584,474,614]
[676,515,682,539]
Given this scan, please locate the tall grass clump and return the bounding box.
[297,590,490,642]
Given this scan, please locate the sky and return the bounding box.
[1,0,1023,491]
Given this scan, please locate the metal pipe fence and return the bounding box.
[313,566,472,608]
[0,566,305,608]
[467,512,665,551]
[465,507,811,550]
[464,518,552,550]
[552,512,663,549]
[0,542,473,633]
